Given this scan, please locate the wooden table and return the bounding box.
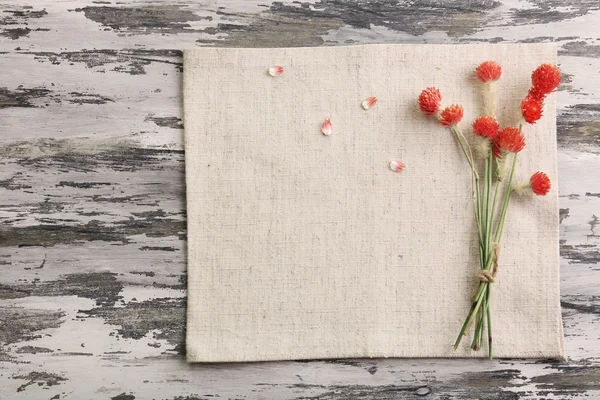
[1,1,599,398]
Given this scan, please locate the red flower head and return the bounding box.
[531,64,561,95]
[418,87,442,115]
[496,127,525,153]
[472,116,499,139]
[492,140,502,158]
[521,96,544,124]
[440,104,464,126]
[476,61,502,83]
[530,171,551,196]
[527,86,546,102]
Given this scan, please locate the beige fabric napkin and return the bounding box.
[184,44,564,362]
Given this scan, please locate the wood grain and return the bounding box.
[0,0,599,398]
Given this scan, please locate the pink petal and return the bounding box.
[321,118,332,136]
[361,96,377,110]
[389,160,405,172]
[268,65,284,77]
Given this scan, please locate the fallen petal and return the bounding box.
[321,118,332,136]
[389,160,405,172]
[268,65,284,77]
[361,96,377,110]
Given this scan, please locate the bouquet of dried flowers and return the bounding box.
[418,61,561,359]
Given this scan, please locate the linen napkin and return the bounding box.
[184,44,564,362]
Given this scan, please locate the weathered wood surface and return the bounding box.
[0,0,599,398]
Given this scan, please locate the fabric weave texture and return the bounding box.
[184,44,564,362]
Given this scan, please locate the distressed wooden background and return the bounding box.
[0,0,599,399]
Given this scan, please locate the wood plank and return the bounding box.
[1,0,599,398]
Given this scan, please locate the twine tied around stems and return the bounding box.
[478,243,500,283]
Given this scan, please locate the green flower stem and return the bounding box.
[450,127,506,357]
[456,149,502,356]
[471,151,493,354]
[453,282,488,349]
[471,309,482,350]
[471,292,487,351]
[489,181,501,239]
[486,284,493,359]
[480,294,487,350]
[450,126,484,259]
[486,152,494,254]
[455,90,513,358]
[451,125,486,351]
[482,151,494,357]
[450,126,479,180]
[482,156,489,257]
[463,152,518,357]
[495,153,519,242]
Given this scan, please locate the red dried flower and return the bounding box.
[527,86,546,102]
[492,140,502,158]
[531,64,561,95]
[496,127,525,153]
[530,171,551,196]
[418,87,442,115]
[440,104,464,126]
[472,116,499,139]
[476,61,502,83]
[521,96,544,124]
